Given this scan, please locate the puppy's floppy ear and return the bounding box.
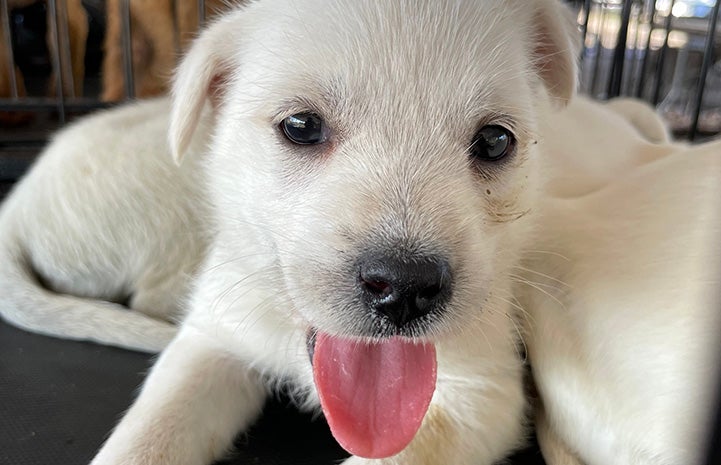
[169,13,241,164]
[530,0,581,106]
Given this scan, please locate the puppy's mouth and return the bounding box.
[306,329,437,459]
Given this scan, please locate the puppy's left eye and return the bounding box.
[280,113,328,145]
[469,125,515,162]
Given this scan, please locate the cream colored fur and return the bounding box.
[524,98,721,464]
[0,98,210,352]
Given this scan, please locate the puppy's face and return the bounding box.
[174,0,577,342]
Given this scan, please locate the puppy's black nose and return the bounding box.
[358,256,452,328]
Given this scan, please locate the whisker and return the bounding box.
[511,276,567,311]
[513,264,571,288]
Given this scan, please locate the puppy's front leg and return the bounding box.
[91,326,266,465]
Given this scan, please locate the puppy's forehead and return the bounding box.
[240,0,533,122]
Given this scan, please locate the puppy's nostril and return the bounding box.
[417,284,442,300]
[415,283,442,308]
[361,278,393,298]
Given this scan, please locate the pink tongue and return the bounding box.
[312,333,437,458]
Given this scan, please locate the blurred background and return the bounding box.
[578,0,721,138]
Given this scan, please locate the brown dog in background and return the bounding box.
[0,0,87,123]
[1,1,232,106]
[102,0,229,101]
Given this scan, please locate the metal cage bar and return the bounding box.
[120,0,135,99]
[652,0,676,105]
[608,0,635,97]
[635,0,657,97]
[581,0,593,47]
[198,0,206,28]
[690,0,721,140]
[0,0,18,99]
[46,0,66,123]
[57,0,76,98]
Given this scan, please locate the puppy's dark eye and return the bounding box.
[280,113,328,145]
[470,125,515,161]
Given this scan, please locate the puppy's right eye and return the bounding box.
[469,125,515,162]
[280,113,328,145]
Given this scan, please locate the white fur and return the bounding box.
[524,98,721,464]
[603,97,671,144]
[0,98,210,351]
[91,0,578,464]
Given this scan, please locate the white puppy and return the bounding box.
[523,102,721,464]
[0,98,210,352]
[82,0,580,464]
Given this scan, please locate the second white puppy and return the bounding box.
[525,104,721,464]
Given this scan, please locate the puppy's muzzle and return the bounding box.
[358,255,452,328]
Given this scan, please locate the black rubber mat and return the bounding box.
[0,319,151,465]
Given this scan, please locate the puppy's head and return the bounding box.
[170,0,578,340]
[171,0,578,457]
